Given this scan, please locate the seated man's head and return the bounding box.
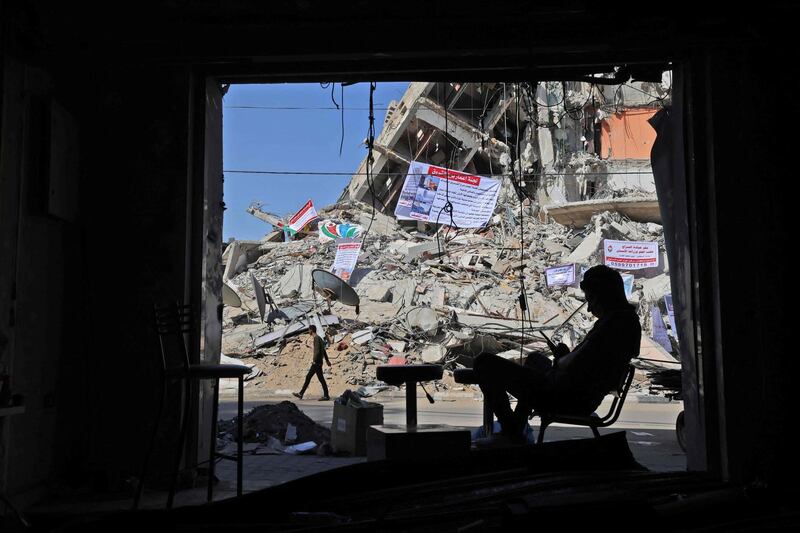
[580,265,628,317]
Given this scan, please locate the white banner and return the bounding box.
[394,161,500,228]
[603,239,659,270]
[331,239,362,282]
[545,264,576,287]
[287,200,318,234]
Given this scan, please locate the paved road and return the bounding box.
[219,394,686,472]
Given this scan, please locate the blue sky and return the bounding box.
[222,82,410,241]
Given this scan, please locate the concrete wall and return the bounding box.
[2,21,198,496]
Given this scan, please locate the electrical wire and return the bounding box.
[515,83,528,363]
[339,84,346,156]
[434,82,458,260]
[360,82,378,243]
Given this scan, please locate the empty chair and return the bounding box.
[134,302,250,509]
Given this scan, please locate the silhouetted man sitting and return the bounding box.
[473,265,641,444]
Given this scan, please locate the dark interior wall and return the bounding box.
[77,66,195,487]
[695,43,794,490]
[3,1,198,493]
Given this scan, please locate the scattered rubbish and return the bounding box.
[331,390,384,455]
[284,441,317,455]
[218,401,331,454]
[285,423,298,443]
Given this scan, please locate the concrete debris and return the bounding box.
[222,80,677,398]
[420,344,447,364]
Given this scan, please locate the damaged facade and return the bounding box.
[221,79,677,400]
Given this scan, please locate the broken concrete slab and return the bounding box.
[386,340,407,352]
[420,344,447,364]
[352,328,374,345]
[404,241,442,263]
[566,230,603,265]
[254,315,339,348]
[365,284,392,302]
[222,324,271,355]
[392,279,416,313]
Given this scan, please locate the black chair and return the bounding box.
[133,302,251,509]
[530,363,636,444]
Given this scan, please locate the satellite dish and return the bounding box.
[311,269,360,313]
[222,283,242,307]
[250,272,267,322]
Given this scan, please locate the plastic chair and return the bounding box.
[133,302,250,509]
[530,363,636,444]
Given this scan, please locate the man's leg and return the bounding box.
[474,353,548,436]
[516,351,553,418]
[297,365,316,396]
[314,365,330,398]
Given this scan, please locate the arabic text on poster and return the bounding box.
[330,239,362,282]
[287,200,318,234]
[394,161,500,228]
[545,264,576,287]
[603,239,659,270]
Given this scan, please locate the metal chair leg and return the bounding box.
[537,418,549,444]
[207,378,220,502]
[482,402,494,437]
[591,425,600,438]
[133,379,167,510]
[168,378,191,509]
[237,375,244,497]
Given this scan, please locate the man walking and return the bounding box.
[293,325,331,401]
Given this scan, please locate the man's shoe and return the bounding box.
[318,395,331,401]
[292,392,303,400]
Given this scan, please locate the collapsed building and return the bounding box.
[221,80,678,398]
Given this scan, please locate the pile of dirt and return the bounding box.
[219,400,331,446]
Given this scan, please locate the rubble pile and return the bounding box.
[217,401,331,454]
[221,200,677,397]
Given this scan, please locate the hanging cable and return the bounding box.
[435,82,458,261]
[361,82,378,243]
[515,83,530,363]
[339,83,345,156]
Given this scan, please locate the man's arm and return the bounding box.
[321,335,332,366]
